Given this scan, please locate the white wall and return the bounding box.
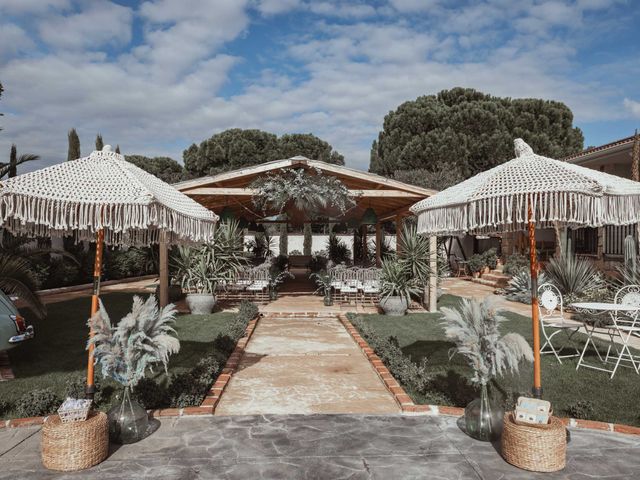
[244,234,397,256]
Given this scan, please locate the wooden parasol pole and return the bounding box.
[528,198,543,398]
[86,229,105,400]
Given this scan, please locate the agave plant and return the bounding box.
[545,252,605,300]
[441,296,534,386]
[504,269,548,304]
[397,224,433,287]
[379,259,421,302]
[325,232,351,265]
[88,295,180,387]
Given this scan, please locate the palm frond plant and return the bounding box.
[250,167,355,222]
[310,270,334,305]
[0,253,46,319]
[441,296,534,441]
[88,295,180,443]
[246,231,274,261]
[397,224,433,288]
[325,232,351,265]
[378,259,421,315]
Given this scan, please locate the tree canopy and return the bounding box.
[370,87,584,181]
[126,155,184,184]
[183,128,344,177]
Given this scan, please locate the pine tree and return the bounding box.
[9,144,17,178]
[95,134,104,151]
[67,128,81,161]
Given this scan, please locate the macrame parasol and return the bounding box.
[0,146,218,398]
[411,139,640,397]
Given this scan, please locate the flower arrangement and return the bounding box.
[441,296,533,386]
[88,296,180,387]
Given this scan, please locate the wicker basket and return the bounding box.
[41,411,109,471]
[57,403,91,423]
[501,412,566,472]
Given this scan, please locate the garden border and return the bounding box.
[336,313,640,437]
[0,312,262,428]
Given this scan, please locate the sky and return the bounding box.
[0,0,639,174]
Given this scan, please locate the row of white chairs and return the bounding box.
[328,266,381,305]
[218,265,270,302]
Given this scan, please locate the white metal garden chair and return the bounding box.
[537,283,581,364]
[606,285,640,369]
[361,267,380,305]
[247,267,269,303]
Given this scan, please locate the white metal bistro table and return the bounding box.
[570,302,640,379]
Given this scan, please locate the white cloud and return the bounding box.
[255,0,301,15]
[389,0,441,13]
[308,2,378,18]
[0,0,70,15]
[624,98,640,118]
[38,2,133,50]
[0,24,35,60]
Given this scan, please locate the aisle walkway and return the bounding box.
[215,313,400,415]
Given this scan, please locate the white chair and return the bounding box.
[247,268,269,303]
[361,268,380,305]
[537,283,581,364]
[607,285,640,373]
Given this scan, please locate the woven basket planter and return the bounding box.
[501,412,566,472]
[42,411,109,471]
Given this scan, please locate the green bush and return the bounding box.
[191,355,220,386]
[64,374,103,405]
[350,317,431,396]
[0,400,13,417]
[564,400,595,420]
[15,389,61,418]
[325,233,351,265]
[213,334,236,358]
[238,300,259,321]
[503,253,529,275]
[166,372,206,408]
[133,377,165,410]
[289,249,302,255]
[467,254,485,274]
[482,248,498,270]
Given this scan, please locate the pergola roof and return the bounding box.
[175,156,435,223]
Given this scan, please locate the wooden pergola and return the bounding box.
[158,156,439,310]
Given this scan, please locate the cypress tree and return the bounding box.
[279,223,288,256]
[9,144,17,178]
[67,128,81,161]
[115,145,121,154]
[303,223,312,256]
[95,134,104,151]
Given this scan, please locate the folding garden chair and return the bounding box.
[537,283,581,364]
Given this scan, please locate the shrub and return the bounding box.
[238,300,259,321]
[191,355,220,386]
[64,374,103,405]
[166,372,206,408]
[481,248,498,270]
[467,254,484,274]
[503,253,529,275]
[213,334,236,358]
[289,249,302,255]
[564,400,595,420]
[325,233,351,265]
[133,377,165,409]
[308,253,328,272]
[350,317,431,396]
[0,400,13,417]
[15,389,61,418]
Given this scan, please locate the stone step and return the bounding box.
[482,273,511,283]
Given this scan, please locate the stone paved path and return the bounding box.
[215,314,400,415]
[1,414,638,479]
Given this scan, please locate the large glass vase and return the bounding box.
[464,384,503,441]
[107,386,149,444]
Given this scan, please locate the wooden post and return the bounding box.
[159,230,169,308]
[528,199,542,399]
[428,236,438,313]
[86,229,104,400]
[395,214,403,254]
[361,225,368,263]
[375,222,382,267]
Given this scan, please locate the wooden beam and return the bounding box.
[185,187,424,198]
[159,230,168,308]
[375,223,382,267]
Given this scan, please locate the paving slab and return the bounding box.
[215,314,400,415]
[0,414,638,479]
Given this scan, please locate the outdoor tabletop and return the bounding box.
[570,302,640,312]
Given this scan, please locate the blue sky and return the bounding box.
[0,0,639,173]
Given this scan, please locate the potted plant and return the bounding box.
[88,296,180,444]
[378,259,421,316]
[172,246,227,314]
[267,264,294,300]
[441,296,533,441]
[310,270,334,306]
[468,254,484,278]
[482,248,498,271]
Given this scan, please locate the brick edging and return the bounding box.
[0,313,262,428]
[336,313,640,437]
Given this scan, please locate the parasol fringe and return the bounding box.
[0,192,216,246]
[415,190,640,236]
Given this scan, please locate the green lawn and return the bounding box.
[2,293,235,419]
[352,294,640,427]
